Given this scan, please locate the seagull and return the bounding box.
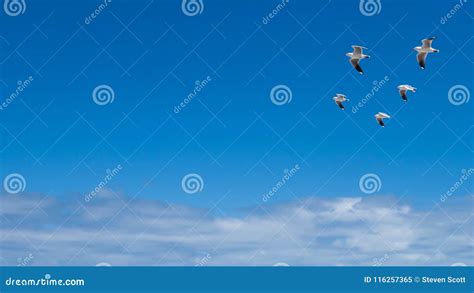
[414,37,439,69]
[397,85,417,102]
[346,46,370,74]
[333,94,349,110]
[374,112,391,127]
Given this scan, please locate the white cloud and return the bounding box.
[0,191,472,266]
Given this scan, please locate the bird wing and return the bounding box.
[417,52,427,69]
[422,38,434,49]
[352,46,363,55]
[335,100,345,110]
[350,58,364,74]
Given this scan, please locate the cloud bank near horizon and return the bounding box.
[1,191,472,266]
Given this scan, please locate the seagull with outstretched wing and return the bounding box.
[374,112,391,127]
[333,94,349,110]
[346,46,370,74]
[414,37,439,69]
[397,85,417,102]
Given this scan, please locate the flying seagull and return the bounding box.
[414,37,439,69]
[333,94,349,110]
[374,112,391,127]
[397,85,417,102]
[346,46,370,74]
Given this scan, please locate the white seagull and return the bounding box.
[414,37,439,69]
[333,94,349,110]
[346,46,370,74]
[374,112,391,127]
[397,85,417,102]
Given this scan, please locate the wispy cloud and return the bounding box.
[0,191,472,266]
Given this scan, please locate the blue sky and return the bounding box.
[0,0,473,266]
[1,0,473,208]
